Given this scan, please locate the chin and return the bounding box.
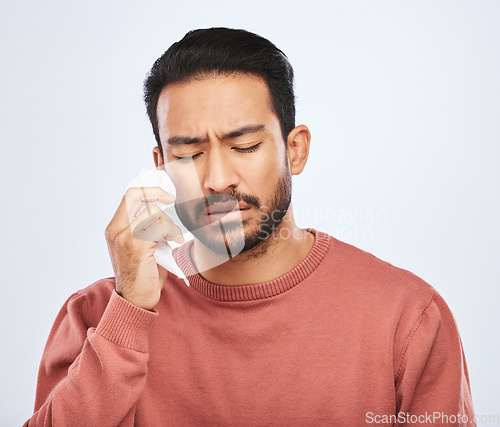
[191,220,247,256]
[192,216,274,257]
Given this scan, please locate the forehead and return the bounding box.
[156,74,278,140]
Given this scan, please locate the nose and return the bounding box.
[202,146,240,193]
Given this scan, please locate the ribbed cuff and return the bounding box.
[95,290,159,352]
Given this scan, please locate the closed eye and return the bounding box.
[174,143,261,162]
[233,143,262,153]
[174,153,202,163]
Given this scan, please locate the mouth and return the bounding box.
[204,201,251,223]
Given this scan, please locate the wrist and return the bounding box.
[116,289,158,311]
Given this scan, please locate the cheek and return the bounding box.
[166,163,205,202]
[245,152,286,197]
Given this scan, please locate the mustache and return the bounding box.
[193,190,260,217]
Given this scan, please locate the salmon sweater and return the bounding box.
[26,229,475,426]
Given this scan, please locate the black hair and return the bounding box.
[143,27,296,159]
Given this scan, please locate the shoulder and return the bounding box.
[317,231,440,330]
[317,232,461,366]
[319,232,436,300]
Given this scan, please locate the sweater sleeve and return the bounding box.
[394,291,476,426]
[24,289,158,427]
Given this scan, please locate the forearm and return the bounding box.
[25,291,157,426]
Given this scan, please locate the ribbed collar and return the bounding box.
[174,228,330,302]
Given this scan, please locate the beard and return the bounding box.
[174,168,292,258]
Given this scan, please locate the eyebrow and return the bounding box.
[167,124,266,146]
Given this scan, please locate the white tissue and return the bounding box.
[124,167,191,287]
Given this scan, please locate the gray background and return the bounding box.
[1,0,498,424]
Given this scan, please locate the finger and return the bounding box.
[125,187,175,224]
[107,187,175,239]
[130,203,184,243]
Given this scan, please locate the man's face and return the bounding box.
[156,73,292,257]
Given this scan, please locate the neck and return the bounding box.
[190,208,315,285]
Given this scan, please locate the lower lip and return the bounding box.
[206,208,250,223]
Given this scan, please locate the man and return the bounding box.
[26,28,475,426]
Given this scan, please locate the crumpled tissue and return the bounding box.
[124,166,191,287]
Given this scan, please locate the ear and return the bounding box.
[153,146,164,170]
[286,125,311,175]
